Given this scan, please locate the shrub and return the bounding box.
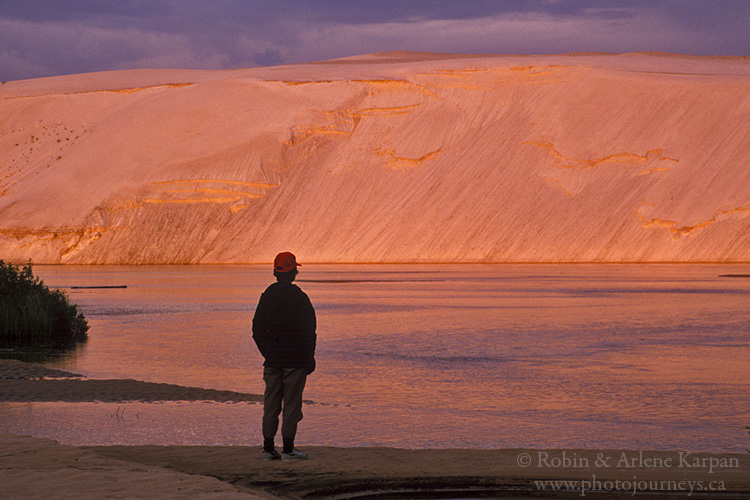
[0,260,88,346]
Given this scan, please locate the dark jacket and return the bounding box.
[252,281,316,373]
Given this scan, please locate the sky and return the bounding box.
[1,0,748,82]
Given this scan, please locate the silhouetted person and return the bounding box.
[252,252,316,461]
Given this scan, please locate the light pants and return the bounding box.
[262,366,307,449]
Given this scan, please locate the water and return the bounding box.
[1,264,749,452]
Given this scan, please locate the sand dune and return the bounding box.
[1,52,749,263]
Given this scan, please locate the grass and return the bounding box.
[0,260,88,346]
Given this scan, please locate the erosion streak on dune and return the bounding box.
[0,227,107,259]
[374,148,443,170]
[160,188,262,196]
[285,126,352,145]
[148,179,278,189]
[356,79,438,98]
[524,141,679,171]
[280,78,437,98]
[140,197,248,204]
[639,204,750,239]
[348,105,422,117]
[1,52,749,263]
[4,83,194,100]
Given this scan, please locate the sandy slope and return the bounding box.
[1,52,749,263]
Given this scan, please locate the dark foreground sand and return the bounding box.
[0,358,263,403]
[2,359,749,499]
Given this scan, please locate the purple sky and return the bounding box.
[1,0,748,82]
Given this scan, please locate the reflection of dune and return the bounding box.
[1,52,749,263]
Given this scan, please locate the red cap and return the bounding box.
[274,252,300,272]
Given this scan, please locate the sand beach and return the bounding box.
[2,358,749,499]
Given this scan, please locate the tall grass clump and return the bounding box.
[0,260,88,346]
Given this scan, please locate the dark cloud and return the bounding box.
[266,0,631,23]
[0,1,166,20]
[251,48,284,67]
[0,0,748,82]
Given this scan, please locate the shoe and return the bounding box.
[261,449,281,461]
[281,448,308,461]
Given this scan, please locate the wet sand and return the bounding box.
[0,358,263,403]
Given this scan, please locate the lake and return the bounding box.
[1,264,749,453]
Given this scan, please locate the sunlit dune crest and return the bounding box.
[1,52,749,264]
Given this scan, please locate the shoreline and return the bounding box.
[2,359,749,499]
[0,358,264,403]
[1,434,748,500]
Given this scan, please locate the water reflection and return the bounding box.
[0,338,87,364]
[1,264,748,452]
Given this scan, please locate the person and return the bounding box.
[252,252,316,461]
